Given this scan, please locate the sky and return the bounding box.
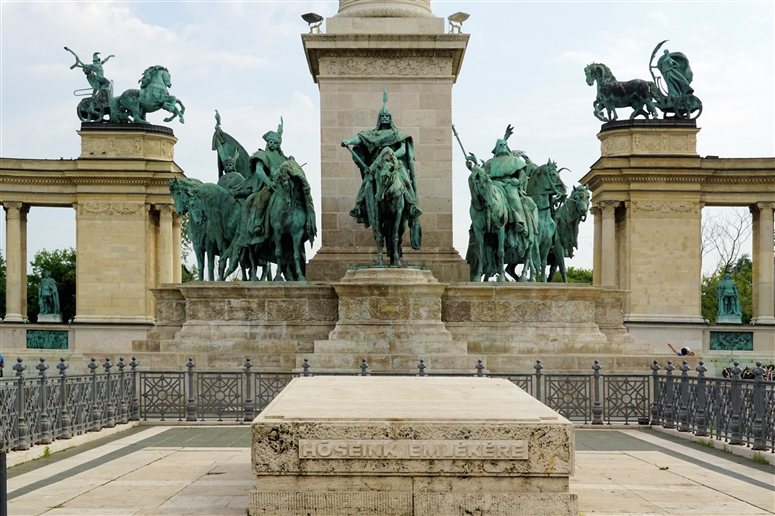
[1,0,773,276]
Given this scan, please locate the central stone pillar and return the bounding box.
[3,201,25,323]
[752,202,775,324]
[303,0,470,283]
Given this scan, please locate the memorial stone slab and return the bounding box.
[250,376,577,515]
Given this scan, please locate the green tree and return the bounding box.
[180,213,198,283]
[701,254,752,324]
[27,248,76,323]
[551,266,593,284]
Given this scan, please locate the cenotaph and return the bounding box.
[302,0,470,283]
[250,376,577,515]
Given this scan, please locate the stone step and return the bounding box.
[297,353,479,373]
[315,339,468,355]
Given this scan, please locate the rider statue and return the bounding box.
[469,126,537,250]
[342,89,422,229]
[240,119,314,247]
[716,272,743,324]
[65,47,114,92]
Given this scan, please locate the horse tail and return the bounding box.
[410,219,422,250]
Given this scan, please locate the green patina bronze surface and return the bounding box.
[170,117,316,282]
[27,330,69,350]
[342,89,421,266]
[709,332,753,351]
[66,47,185,124]
[458,125,586,283]
[585,41,702,122]
[38,271,61,316]
[716,272,743,324]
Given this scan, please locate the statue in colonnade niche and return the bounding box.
[65,47,185,124]
[38,271,61,322]
[584,40,702,122]
[716,272,743,324]
[342,88,422,266]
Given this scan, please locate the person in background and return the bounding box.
[668,343,695,356]
[0,352,4,377]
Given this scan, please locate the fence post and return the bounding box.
[534,360,543,403]
[244,358,255,422]
[418,359,426,377]
[129,358,139,421]
[678,361,690,432]
[751,361,766,450]
[104,358,115,428]
[37,358,52,445]
[360,359,369,376]
[117,358,128,424]
[14,358,29,451]
[476,359,484,377]
[57,358,72,439]
[0,438,6,516]
[729,361,743,445]
[186,358,197,422]
[694,361,708,437]
[592,360,603,425]
[88,358,101,432]
[650,361,661,426]
[663,361,675,429]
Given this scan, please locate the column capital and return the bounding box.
[755,202,775,213]
[156,204,175,218]
[3,201,24,215]
[596,200,620,216]
[589,206,601,217]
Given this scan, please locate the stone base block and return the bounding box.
[250,489,577,516]
[36,314,63,323]
[250,377,576,516]
[297,351,475,372]
[717,315,743,325]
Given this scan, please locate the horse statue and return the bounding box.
[187,183,243,281]
[526,160,567,282]
[265,160,314,281]
[367,147,418,267]
[169,178,218,282]
[110,65,185,124]
[546,184,590,282]
[584,63,658,122]
[467,160,509,281]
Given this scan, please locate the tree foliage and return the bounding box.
[551,266,593,284]
[27,248,76,323]
[701,254,752,325]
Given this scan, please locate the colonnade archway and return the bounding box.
[581,120,775,358]
[0,124,184,351]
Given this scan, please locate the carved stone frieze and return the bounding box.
[78,131,175,161]
[629,200,700,214]
[76,202,145,217]
[598,128,699,157]
[320,57,451,76]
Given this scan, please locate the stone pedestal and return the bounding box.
[302,2,470,283]
[250,376,577,516]
[37,314,63,324]
[309,268,470,371]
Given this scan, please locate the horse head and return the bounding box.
[585,63,614,86]
[572,184,591,221]
[373,147,400,201]
[139,65,170,90]
[187,191,207,226]
[168,177,203,215]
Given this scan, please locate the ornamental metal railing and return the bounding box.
[0,356,773,453]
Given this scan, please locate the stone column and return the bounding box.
[20,204,29,321]
[3,202,25,322]
[172,213,182,283]
[157,204,174,285]
[591,205,602,286]
[753,202,775,324]
[302,0,470,282]
[599,201,619,287]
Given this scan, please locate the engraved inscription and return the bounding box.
[299,440,527,460]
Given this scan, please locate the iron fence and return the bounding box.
[0,356,773,453]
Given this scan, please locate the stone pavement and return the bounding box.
[3,426,773,515]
